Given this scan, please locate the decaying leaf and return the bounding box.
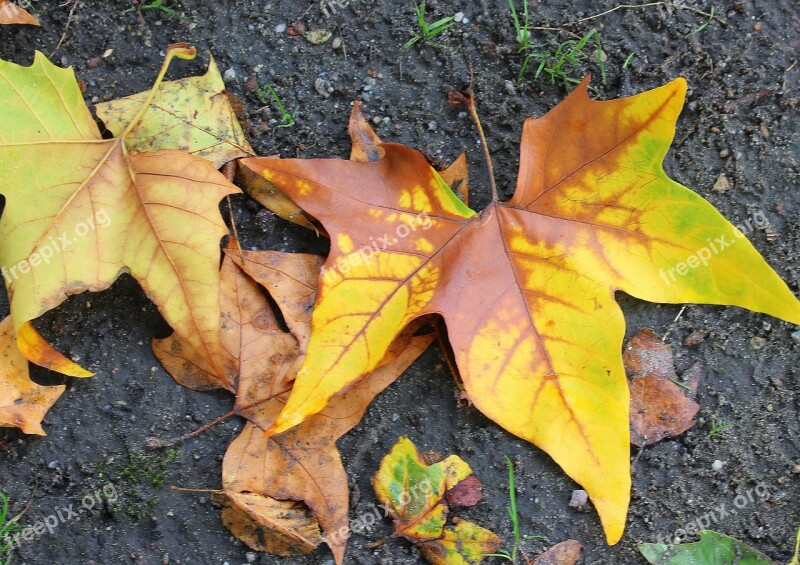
[639,530,775,564]
[624,328,701,447]
[243,77,800,543]
[0,0,39,25]
[214,493,324,556]
[0,46,238,388]
[156,245,433,563]
[0,316,65,435]
[374,436,472,541]
[418,517,502,565]
[532,539,583,565]
[373,437,499,564]
[95,55,253,168]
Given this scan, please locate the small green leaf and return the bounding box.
[639,530,775,564]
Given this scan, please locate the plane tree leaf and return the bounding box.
[373,437,499,564]
[639,530,775,564]
[155,244,433,564]
[0,0,39,25]
[95,55,253,168]
[0,45,239,385]
[0,316,65,435]
[241,77,800,544]
[373,436,474,542]
[239,101,468,230]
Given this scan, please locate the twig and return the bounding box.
[50,0,79,58]
[662,305,687,342]
[572,2,725,26]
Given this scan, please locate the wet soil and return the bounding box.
[1,0,799,563]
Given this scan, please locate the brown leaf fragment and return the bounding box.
[682,329,708,346]
[0,0,39,25]
[533,539,583,565]
[624,329,700,447]
[349,101,384,162]
[445,474,484,508]
[214,492,323,556]
[439,152,470,204]
[226,249,323,351]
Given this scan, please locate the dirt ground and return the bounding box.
[1,0,799,563]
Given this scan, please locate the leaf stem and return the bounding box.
[119,43,197,139]
[464,93,499,202]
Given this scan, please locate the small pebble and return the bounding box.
[791,329,800,345]
[331,37,342,49]
[462,17,469,24]
[750,336,766,350]
[372,116,382,125]
[712,459,724,471]
[712,174,731,193]
[223,68,236,82]
[274,23,287,33]
[245,552,257,563]
[87,57,101,69]
[719,148,730,158]
[314,77,334,98]
[569,489,588,509]
[753,22,762,31]
[427,120,438,131]
[454,11,464,22]
[47,460,60,469]
[504,79,516,96]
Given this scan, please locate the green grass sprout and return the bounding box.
[122,0,180,16]
[257,84,297,129]
[403,0,456,49]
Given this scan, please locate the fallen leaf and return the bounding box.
[624,328,701,447]
[444,474,484,508]
[240,101,467,230]
[0,0,39,25]
[0,316,65,435]
[639,530,775,564]
[532,539,583,565]
[0,46,238,386]
[95,55,253,168]
[418,517,502,565]
[214,493,324,556]
[242,77,800,543]
[156,245,433,563]
[373,436,474,542]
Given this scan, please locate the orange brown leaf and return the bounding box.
[0,0,39,25]
[242,77,800,544]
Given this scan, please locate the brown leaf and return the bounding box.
[624,329,701,447]
[444,474,484,508]
[0,0,39,25]
[156,243,433,563]
[533,539,583,565]
[225,332,434,564]
[213,493,323,555]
